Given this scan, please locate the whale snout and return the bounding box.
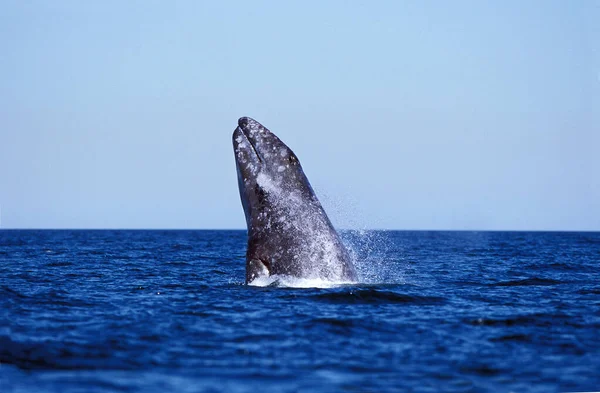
[237,116,265,136]
[238,117,250,128]
[233,116,296,175]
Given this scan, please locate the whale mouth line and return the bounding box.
[237,126,262,163]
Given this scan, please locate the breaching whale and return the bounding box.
[233,117,358,284]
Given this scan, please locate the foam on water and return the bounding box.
[247,274,354,288]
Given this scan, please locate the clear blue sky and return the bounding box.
[1,1,598,230]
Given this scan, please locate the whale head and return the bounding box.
[233,117,316,230]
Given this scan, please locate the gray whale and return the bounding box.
[233,117,358,284]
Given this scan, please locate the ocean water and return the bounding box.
[0,230,599,393]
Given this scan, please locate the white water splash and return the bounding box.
[317,189,406,284]
[248,274,355,288]
[342,229,406,284]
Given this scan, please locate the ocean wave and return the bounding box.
[490,277,563,287]
[311,289,445,305]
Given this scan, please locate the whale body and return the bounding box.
[232,117,358,284]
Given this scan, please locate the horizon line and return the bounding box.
[0,228,598,233]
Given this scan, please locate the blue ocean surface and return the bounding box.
[0,230,599,392]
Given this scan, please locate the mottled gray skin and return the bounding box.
[233,117,358,284]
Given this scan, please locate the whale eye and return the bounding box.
[289,154,298,164]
